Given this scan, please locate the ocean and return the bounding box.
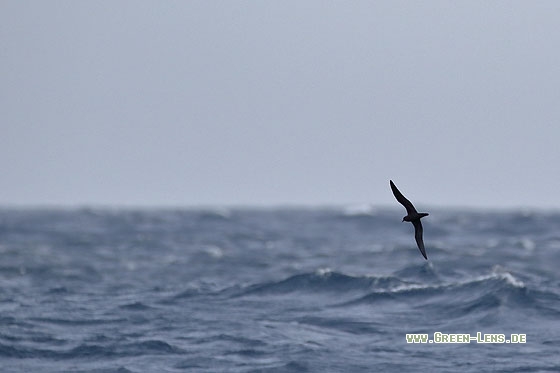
[0,207,558,372]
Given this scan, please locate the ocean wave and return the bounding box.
[161,281,234,303]
[232,266,542,315]
[118,301,154,311]
[2,208,558,371]
[244,361,311,373]
[237,269,407,297]
[29,316,126,327]
[0,339,183,360]
[342,267,531,310]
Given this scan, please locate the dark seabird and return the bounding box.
[390,180,429,260]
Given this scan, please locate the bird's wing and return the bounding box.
[412,220,428,260]
[390,180,418,214]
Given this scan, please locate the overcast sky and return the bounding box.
[2,1,560,208]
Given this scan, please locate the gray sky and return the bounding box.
[2,1,560,208]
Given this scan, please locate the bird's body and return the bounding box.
[402,212,429,222]
[390,180,429,260]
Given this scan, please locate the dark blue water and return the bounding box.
[0,207,558,372]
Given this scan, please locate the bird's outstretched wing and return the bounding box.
[412,220,427,260]
[390,180,418,215]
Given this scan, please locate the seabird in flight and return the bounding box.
[390,180,429,260]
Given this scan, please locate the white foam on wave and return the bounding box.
[489,265,525,288]
[204,245,224,258]
[364,265,526,295]
[519,238,536,252]
[498,271,525,288]
[449,265,525,289]
[342,204,375,216]
[381,282,436,293]
[315,267,333,276]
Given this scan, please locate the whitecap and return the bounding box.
[315,267,332,277]
[342,204,375,216]
[204,245,224,259]
[491,265,525,288]
[519,238,536,252]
